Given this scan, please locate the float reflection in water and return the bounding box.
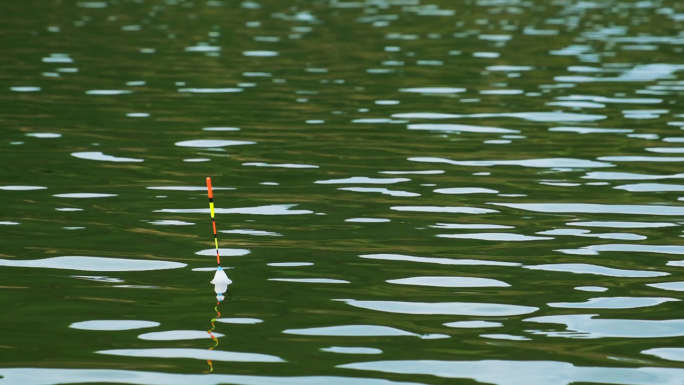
[205,295,223,373]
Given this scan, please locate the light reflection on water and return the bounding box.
[4,0,684,382]
[339,360,684,385]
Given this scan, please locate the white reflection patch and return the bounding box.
[220,229,281,236]
[445,321,502,328]
[175,139,255,147]
[0,186,47,191]
[491,202,684,216]
[549,127,632,134]
[399,87,466,94]
[243,51,279,56]
[434,187,498,194]
[408,124,518,133]
[568,221,676,228]
[339,358,684,384]
[526,314,684,338]
[178,88,242,93]
[648,282,684,292]
[525,263,667,278]
[339,187,419,197]
[316,177,409,184]
[147,186,234,191]
[0,256,185,271]
[72,152,143,162]
[243,162,318,168]
[548,297,678,309]
[583,171,684,180]
[437,233,552,241]
[557,244,684,256]
[387,276,509,288]
[156,204,313,215]
[138,330,223,340]
[71,320,159,331]
[615,183,684,192]
[394,111,606,122]
[0,368,424,385]
[216,318,263,324]
[26,133,62,138]
[346,218,390,223]
[391,206,497,214]
[360,253,519,267]
[269,278,349,284]
[97,348,284,362]
[340,299,538,316]
[410,157,612,168]
[284,325,417,337]
[196,248,250,257]
[322,347,382,354]
[643,348,684,362]
[54,193,117,198]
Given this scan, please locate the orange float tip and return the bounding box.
[206,177,213,198]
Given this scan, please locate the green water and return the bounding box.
[3,0,684,384]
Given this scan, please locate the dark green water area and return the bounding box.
[3,0,684,384]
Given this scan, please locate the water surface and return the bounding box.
[3,0,684,384]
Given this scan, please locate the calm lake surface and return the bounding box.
[3,0,684,384]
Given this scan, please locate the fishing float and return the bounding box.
[206,177,232,301]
